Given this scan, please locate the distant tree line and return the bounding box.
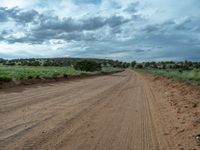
[1,58,199,71]
[133,60,200,70]
[0,58,131,70]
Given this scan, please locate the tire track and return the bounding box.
[0,71,174,150]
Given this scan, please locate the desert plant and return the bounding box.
[74,60,102,72]
[0,75,12,82]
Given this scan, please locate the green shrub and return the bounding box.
[52,72,60,79]
[0,75,12,82]
[63,74,68,78]
[36,75,40,79]
[74,60,101,72]
[0,65,122,82]
[137,68,200,85]
[28,75,34,79]
[136,64,143,69]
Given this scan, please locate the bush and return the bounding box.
[0,75,12,82]
[28,75,34,79]
[63,74,68,78]
[136,64,143,69]
[4,62,16,66]
[74,60,102,72]
[52,72,60,79]
[131,61,137,68]
[36,75,40,79]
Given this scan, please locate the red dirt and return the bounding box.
[141,72,200,150]
[0,71,199,150]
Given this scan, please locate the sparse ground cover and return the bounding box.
[0,66,83,81]
[137,68,200,85]
[0,65,124,82]
[101,66,124,73]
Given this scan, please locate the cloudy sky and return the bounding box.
[0,0,200,61]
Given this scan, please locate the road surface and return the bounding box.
[0,71,180,149]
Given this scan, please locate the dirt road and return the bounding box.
[0,71,199,150]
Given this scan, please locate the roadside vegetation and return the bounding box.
[2,57,199,85]
[74,60,102,72]
[0,66,82,81]
[133,61,200,85]
[0,58,126,82]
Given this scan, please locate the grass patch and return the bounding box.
[0,66,123,81]
[101,67,124,73]
[137,68,200,85]
[0,66,86,80]
[0,74,12,82]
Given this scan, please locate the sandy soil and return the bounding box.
[0,71,199,150]
[141,72,200,150]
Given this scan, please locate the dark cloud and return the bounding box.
[37,15,128,32]
[14,9,38,23]
[37,16,80,32]
[106,15,128,27]
[124,2,139,13]
[58,32,98,41]
[0,7,8,22]
[142,24,162,33]
[174,18,199,31]
[0,7,38,23]
[1,29,12,35]
[1,7,130,44]
[81,17,106,30]
[122,49,151,53]
[134,49,152,53]
[131,14,143,21]
[134,49,145,53]
[109,50,132,54]
[73,0,101,5]
[142,17,200,34]
[1,1,200,61]
[141,20,175,33]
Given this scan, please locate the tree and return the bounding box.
[131,61,137,68]
[144,62,150,68]
[135,64,143,69]
[0,58,5,63]
[74,60,102,72]
[161,64,166,69]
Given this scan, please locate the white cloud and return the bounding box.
[0,0,37,9]
[0,0,199,61]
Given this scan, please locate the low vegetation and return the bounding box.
[101,66,124,73]
[0,66,81,81]
[0,66,125,82]
[0,74,12,82]
[74,60,102,72]
[2,57,199,85]
[0,58,126,82]
[134,61,200,85]
[138,68,200,84]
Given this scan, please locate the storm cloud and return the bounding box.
[0,7,130,44]
[0,7,38,23]
[0,0,200,61]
